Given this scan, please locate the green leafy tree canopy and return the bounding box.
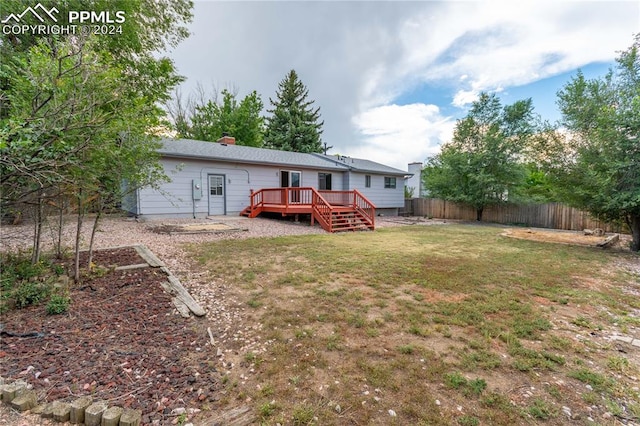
[422,92,537,220]
[172,88,265,147]
[554,34,640,251]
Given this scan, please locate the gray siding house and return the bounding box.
[124,137,407,219]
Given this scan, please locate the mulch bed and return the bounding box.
[0,249,219,425]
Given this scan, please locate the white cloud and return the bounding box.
[370,1,639,108]
[169,1,639,168]
[350,103,456,170]
[452,90,479,108]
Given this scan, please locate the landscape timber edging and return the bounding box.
[84,244,206,317]
[0,379,142,426]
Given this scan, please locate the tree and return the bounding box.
[169,88,265,146]
[264,69,324,153]
[1,0,191,272]
[422,93,536,220]
[554,34,640,251]
[1,36,168,279]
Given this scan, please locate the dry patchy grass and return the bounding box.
[188,224,640,425]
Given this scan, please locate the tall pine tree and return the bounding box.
[264,70,324,152]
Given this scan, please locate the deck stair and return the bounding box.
[240,187,375,233]
[330,208,371,231]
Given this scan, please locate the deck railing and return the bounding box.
[353,189,375,229]
[319,190,352,206]
[311,190,333,232]
[257,187,316,207]
[245,187,376,232]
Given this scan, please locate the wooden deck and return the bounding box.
[240,187,376,233]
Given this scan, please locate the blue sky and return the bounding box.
[168,1,640,170]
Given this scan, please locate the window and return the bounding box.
[280,170,301,188]
[209,175,224,196]
[384,177,396,189]
[318,173,332,190]
[365,175,371,188]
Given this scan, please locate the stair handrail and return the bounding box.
[249,188,264,213]
[352,189,376,230]
[311,188,334,233]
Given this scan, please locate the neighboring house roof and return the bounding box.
[159,138,407,176]
[315,154,407,176]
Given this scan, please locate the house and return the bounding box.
[123,136,408,230]
[404,162,423,198]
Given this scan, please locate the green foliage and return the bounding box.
[527,398,557,420]
[458,415,480,426]
[467,378,487,396]
[1,0,191,273]
[0,253,48,286]
[398,344,415,354]
[15,282,50,308]
[444,371,468,389]
[519,164,558,202]
[554,34,640,251]
[444,372,487,397]
[422,92,536,220]
[568,368,614,392]
[187,89,265,147]
[46,294,71,315]
[291,404,315,425]
[264,69,324,153]
[259,401,277,419]
[404,186,415,199]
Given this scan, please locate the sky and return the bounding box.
[167,1,640,171]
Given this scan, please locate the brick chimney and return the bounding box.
[217,134,236,145]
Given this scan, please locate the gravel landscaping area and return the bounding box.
[0,214,422,424]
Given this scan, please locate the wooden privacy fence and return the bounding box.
[405,198,627,233]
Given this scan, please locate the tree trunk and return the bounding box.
[31,191,44,264]
[476,207,483,222]
[630,214,640,252]
[87,202,102,270]
[74,191,84,283]
[56,194,65,258]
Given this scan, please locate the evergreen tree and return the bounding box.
[264,70,324,153]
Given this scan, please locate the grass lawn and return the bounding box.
[188,224,640,425]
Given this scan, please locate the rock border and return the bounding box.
[0,377,142,425]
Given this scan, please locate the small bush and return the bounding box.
[15,282,49,308]
[46,294,70,315]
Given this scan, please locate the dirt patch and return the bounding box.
[0,249,218,425]
[148,222,247,235]
[504,227,631,250]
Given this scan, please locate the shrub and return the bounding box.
[46,294,71,315]
[15,282,49,308]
